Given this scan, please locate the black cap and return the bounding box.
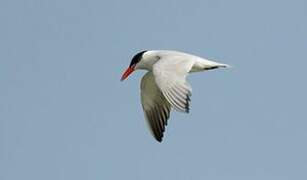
[129,50,147,67]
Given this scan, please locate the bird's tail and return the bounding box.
[203,62,232,70]
[217,63,232,68]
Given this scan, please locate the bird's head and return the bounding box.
[121,50,147,81]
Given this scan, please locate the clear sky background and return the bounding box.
[1,0,307,179]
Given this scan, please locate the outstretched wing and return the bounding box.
[152,56,194,113]
[141,72,171,142]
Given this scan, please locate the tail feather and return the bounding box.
[203,63,231,70]
[217,63,231,68]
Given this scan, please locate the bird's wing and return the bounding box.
[141,72,172,142]
[152,56,194,113]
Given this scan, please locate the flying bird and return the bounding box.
[121,50,229,142]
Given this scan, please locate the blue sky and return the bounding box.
[1,0,307,179]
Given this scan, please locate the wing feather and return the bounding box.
[152,56,194,113]
[141,72,171,142]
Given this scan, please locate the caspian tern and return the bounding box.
[121,50,229,142]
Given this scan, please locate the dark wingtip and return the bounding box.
[155,135,163,143]
[185,94,191,113]
[156,138,163,143]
